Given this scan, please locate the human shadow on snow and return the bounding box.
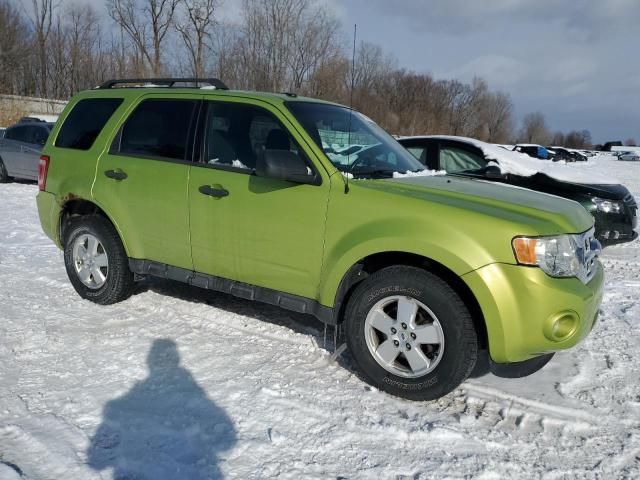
[87,338,236,480]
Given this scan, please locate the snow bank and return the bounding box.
[424,136,621,185]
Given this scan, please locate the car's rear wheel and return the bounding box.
[345,266,478,400]
[63,215,134,304]
[0,157,9,183]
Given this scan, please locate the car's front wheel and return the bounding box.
[345,266,478,400]
[63,215,134,304]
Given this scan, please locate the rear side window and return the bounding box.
[118,99,197,161]
[56,98,123,150]
[5,126,29,142]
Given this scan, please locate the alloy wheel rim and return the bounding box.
[72,234,109,289]
[364,295,445,378]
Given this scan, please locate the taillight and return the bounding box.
[38,155,50,191]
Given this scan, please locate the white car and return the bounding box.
[619,151,640,161]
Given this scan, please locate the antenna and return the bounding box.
[345,23,357,193]
[349,24,357,111]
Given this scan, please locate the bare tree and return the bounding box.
[0,0,33,94]
[108,0,179,75]
[565,129,592,149]
[625,138,637,146]
[551,131,565,146]
[288,6,341,91]
[30,0,56,97]
[482,91,514,143]
[176,0,217,78]
[234,0,341,92]
[520,112,551,144]
[66,3,102,93]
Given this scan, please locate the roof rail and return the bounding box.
[97,78,229,90]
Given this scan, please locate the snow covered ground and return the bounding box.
[0,155,638,479]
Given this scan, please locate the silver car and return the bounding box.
[0,121,53,182]
[619,151,640,161]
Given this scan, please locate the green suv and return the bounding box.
[36,78,604,400]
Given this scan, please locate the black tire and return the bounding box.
[63,215,134,305]
[0,156,9,183]
[344,266,478,401]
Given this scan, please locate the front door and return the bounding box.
[188,99,330,299]
[93,95,199,270]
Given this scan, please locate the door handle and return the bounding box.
[199,185,229,198]
[104,169,128,181]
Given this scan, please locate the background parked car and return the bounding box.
[398,135,638,246]
[549,146,588,162]
[0,119,53,182]
[513,144,554,160]
[619,151,640,161]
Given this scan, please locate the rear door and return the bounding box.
[20,125,49,180]
[93,95,200,270]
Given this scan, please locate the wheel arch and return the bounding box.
[58,198,130,255]
[330,251,488,350]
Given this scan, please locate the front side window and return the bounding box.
[406,146,427,164]
[202,102,303,172]
[56,98,123,150]
[286,101,424,178]
[119,99,196,161]
[439,146,487,173]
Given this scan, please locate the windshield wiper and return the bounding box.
[456,165,504,178]
[348,167,396,179]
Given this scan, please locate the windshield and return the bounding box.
[286,101,425,178]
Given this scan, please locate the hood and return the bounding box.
[534,174,631,200]
[365,174,595,235]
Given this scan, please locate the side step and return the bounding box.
[129,259,335,324]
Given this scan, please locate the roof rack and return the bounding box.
[97,78,229,90]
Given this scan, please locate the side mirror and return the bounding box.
[256,149,317,185]
[484,164,504,179]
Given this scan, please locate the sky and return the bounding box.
[87,0,640,144]
[335,0,640,144]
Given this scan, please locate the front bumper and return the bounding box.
[462,261,604,363]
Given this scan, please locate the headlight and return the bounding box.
[512,230,601,283]
[591,197,622,214]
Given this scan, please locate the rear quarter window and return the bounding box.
[55,98,123,150]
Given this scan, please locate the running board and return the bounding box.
[128,259,335,324]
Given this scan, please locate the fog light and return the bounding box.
[544,311,579,342]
